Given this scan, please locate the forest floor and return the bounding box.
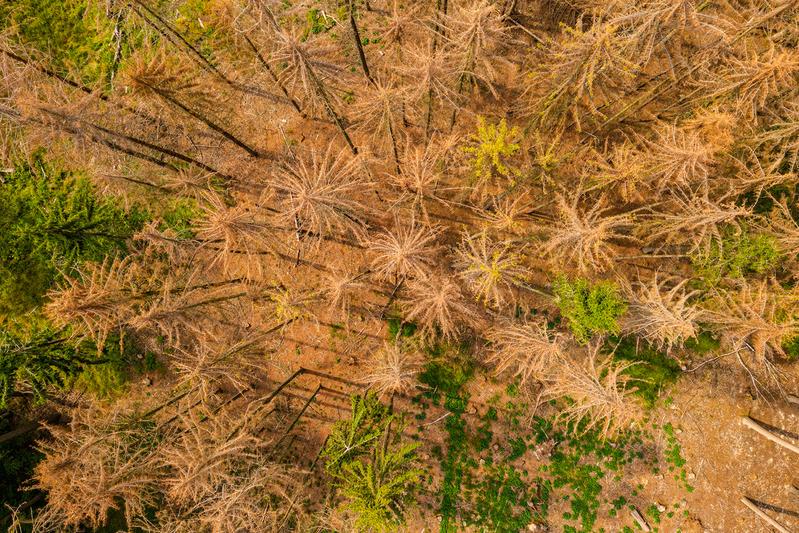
[161,294,799,532]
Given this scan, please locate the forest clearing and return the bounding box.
[2,0,799,531]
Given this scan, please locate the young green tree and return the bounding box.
[336,427,422,532]
[323,393,392,472]
[0,0,126,85]
[324,394,421,532]
[0,151,144,315]
[0,322,83,409]
[554,277,627,343]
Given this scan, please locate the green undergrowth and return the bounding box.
[386,316,417,341]
[606,337,682,408]
[659,422,694,493]
[683,330,721,354]
[400,316,696,533]
[533,416,653,533]
[0,0,142,86]
[418,357,472,532]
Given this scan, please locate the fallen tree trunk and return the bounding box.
[742,416,799,455]
[740,496,792,533]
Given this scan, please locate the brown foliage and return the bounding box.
[547,344,642,438]
[32,403,162,530]
[486,319,564,384]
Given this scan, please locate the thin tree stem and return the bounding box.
[139,79,262,157]
[243,35,305,117]
[348,0,373,84]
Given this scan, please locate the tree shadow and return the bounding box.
[750,416,799,441]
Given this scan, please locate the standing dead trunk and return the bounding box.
[424,87,435,144]
[387,115,402,174]
[261,5,359,154]
[270,383,323,441]
[135,78,263,157]
[36,107,237,181]
[243,35,305,117]
[348,0,373,85]
[310,68,359,154]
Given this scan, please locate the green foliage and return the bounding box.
[469,465,534,532]
[386,317,417,342]
[553,277,627,343]
[324,392,391,473]
[0,0,129,85]
[303,8,336,40]
[463,117,522,183]
[662,422,693,492]
[0,415,44,508]
[536,418,649,532]
[691,227,781,284]
[160,197,200,239]
[325,393,420,531]
[418,361,471,532]
[0,151,145,316]
[608,337,682,408]
[0,319,140,408]
[782,334,799,359]
[336,428,422,532]
[683,330,720,354]
[0,320,87,409]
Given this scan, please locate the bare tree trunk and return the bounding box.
[243,35,305,117]
[387,116,402,174]
[21,110,185,172]
[424,88,435,144]
[740,497,791,533]
[314,74,359,154]
[260,5,358,154]
[348,0,373,85]
[270,383,323,441]
[142,387,197,418]
[36,107,236,181]
[742,416,799,455]
[0,48,159,125]
[136,78,263,157]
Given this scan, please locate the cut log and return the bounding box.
[630,507,651,532]
[741,496,792,533]
[742,417,799,455]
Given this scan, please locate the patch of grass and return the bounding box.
[608,337,682,408]
[646,503,663,525]
[506,436,527,461]
[535,418,649,533]
[662,422,693,492]
[303,7,336,40]
[160,197,200,239]
[683,330,720,354]
[419,360,471,532]
[387,317,417,342]
[782,335,799,359]
[468,465,536,532]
